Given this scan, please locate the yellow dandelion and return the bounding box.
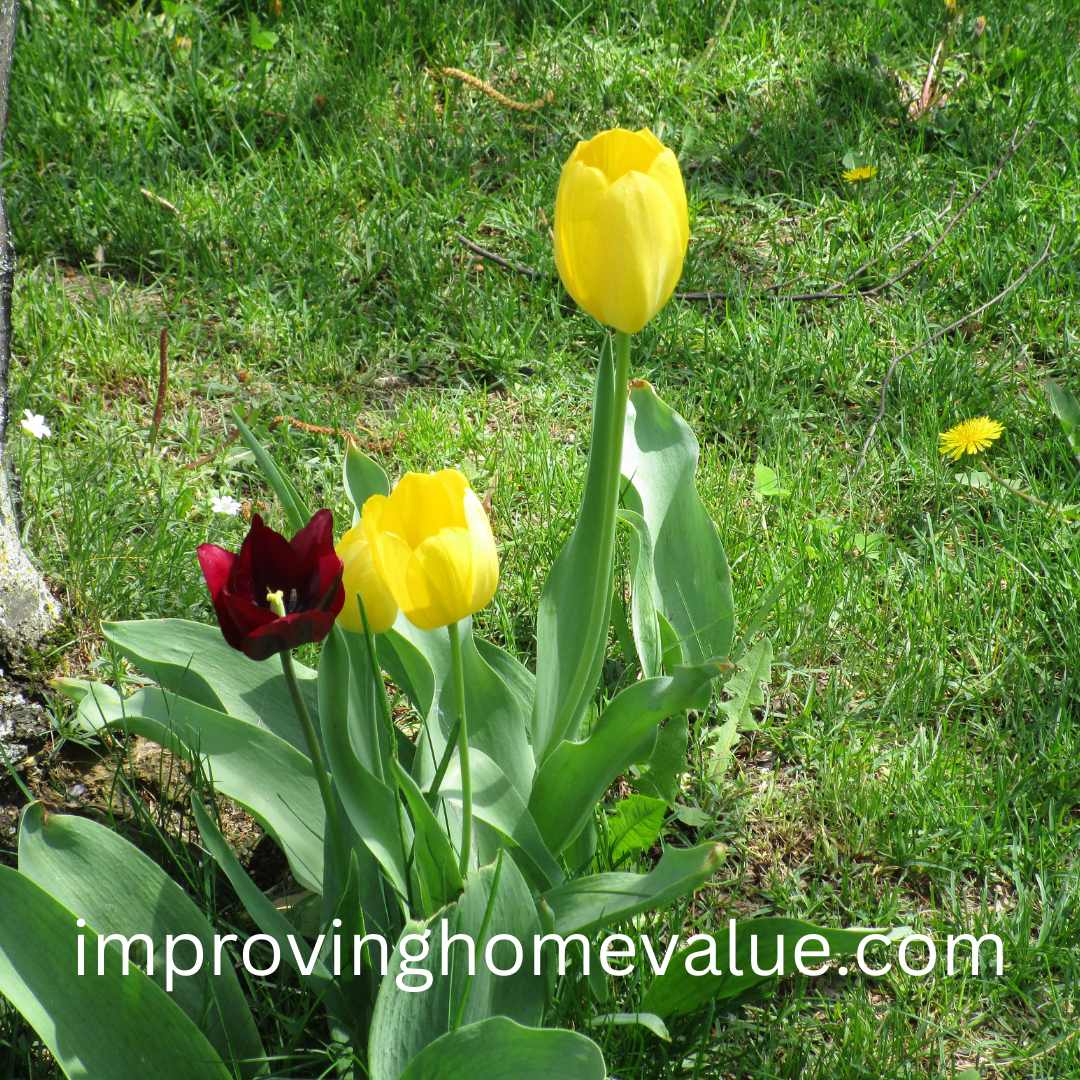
[842,166,878,182]
[938,417,1004,461]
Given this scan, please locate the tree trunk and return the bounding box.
[0,0,59,659]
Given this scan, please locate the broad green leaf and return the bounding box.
[530,661,726,854]
[0,865,231,1080]
[231,408,310,532]
[634,715,689,806]
[589,1012,670,1041]
[343,443,390,524]
[473,636,534,737]
[397,1017,606,1080]
[618,509,662,678]
[1046,378,1080,451]
[541,842,725,936]
[319,627,410,898]
[440,748,563,892]
[18,805,265,1077]
[369,856,544,1080]
[409,618,534,800]
[392,759,464,916]
[102,618,319,755]
[606,794,667,864]
[379,624,437,719]
[189,799,351,1021]
[642,917,905,1019]
[622,383,734,676]
[751,462,791,499]
[707,638,771,778]
[78,683,324,892]
[533,337,619,764]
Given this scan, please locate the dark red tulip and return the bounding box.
[198,510,344,661]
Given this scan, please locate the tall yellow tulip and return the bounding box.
[553,128,689,334]
[335,521,399,634]
[362,469,499,631]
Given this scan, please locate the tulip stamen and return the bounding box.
[265,588,286,617]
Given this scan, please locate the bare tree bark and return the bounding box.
[0,0,59,658]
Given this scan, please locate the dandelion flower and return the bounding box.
[20,410,51,439]
[938,416,1004,461]
[211,495,243,516]
[842,166,878,183]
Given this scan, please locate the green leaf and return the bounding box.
[248,14,278,48]
[379,624,438,719]
[397,1017,606,1080]
[409,619,534,800]
[846,533,883,559]
[622,383,734,675]
[392,758,464,916]
[17,805,265,1077]
[618,509,663,678]
[589,1012,670,1041]
[77,683,324,892]
[751,462,790,500]
[1045,378,1080,451]
[231,408,309,532]
[0,865,231,1080]
[440,748,563,891]
[606,794,666,864]
[102,618,319,756]
[343,443,390,525]
[188,798,351,1019]
[319,627,411,898]
[642,917,905,1019]
[369,857,545,1080]
[529,661,726,855]
[707,639,771,778]
[541,842,724,936]
[634,714,689,806]
[533,336,619,764]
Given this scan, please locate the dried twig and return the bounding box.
[140,188,178,215]
[439,68,553,112]
[268,415,399,454]
[180,425,243,471]
[456,125,1033,305]
[854,226,1056,474]
[148,327,168,454]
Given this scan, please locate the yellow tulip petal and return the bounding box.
[408,527,475,629]
[577,170,684,333]
[554,159,609,313]
[646,147,690,251]
[386,472,465,548]
[463,488,498,613]
[575,128,636,179]
[336,522,398,634]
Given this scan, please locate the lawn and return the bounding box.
[2,0,1079,1075]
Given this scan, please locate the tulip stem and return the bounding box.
[447,620,472,876]
[358,594,394,780]
[279,647,348,875]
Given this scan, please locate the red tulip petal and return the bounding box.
[197,544,235,601]
[290,509,336,566]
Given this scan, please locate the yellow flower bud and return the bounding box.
[362,470,499,631]
[553,127,689,334]
[335,520,399,635]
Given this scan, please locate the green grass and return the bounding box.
[3,0,1080,1075]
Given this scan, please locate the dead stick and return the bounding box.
[149,327,168,454]
[861,121,1037,297]
[855,227,1055,474]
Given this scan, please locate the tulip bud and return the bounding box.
[362,470,498,631]
[553,127,689,334]
[335,520,399,635]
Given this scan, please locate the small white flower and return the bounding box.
[20,410,51,440]
[210,495,243,516]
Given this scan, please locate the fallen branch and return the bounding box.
[438,68,554,112]
[456,124,1033,305]
[854,226,1056,474]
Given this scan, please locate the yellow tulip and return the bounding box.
[335,521,399,634]
[553,127,689,335]
[362,469,499,631]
